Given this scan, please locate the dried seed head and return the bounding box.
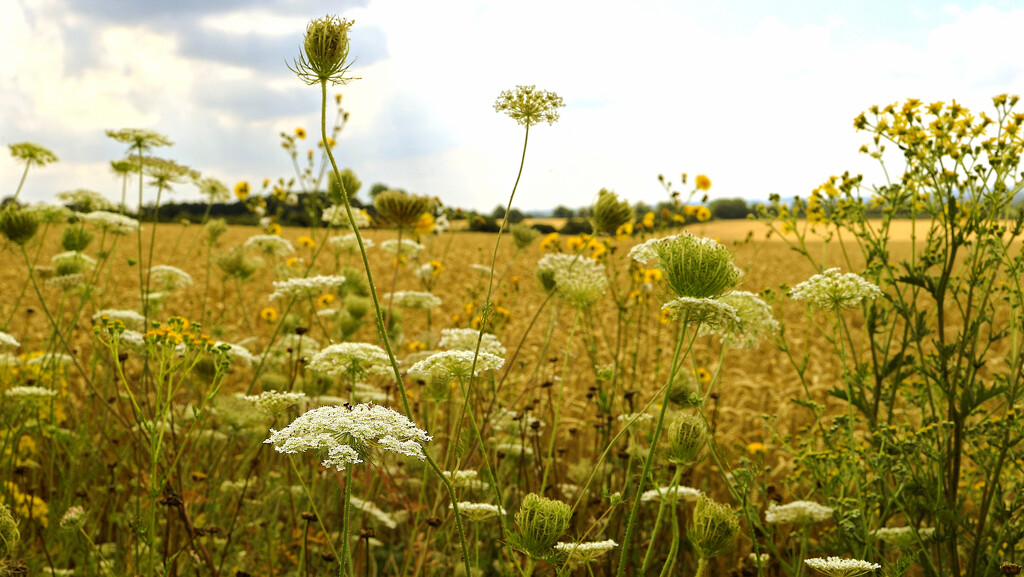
[512,493,572,558]
[292,15,355,86]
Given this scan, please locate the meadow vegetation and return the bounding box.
[2,14,1023,577]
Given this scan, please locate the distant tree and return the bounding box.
[368,183,389,199]
[491,205,507,220]
[505,208,526,224]
[552,205,575,219]
[709,198,750,219]
[576,206,594,218]
[633,201,653,216]
[559,219,593,235]
[468,213,500,232]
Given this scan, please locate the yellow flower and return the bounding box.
[696,206,712,222]
[641,211,655,229]
[273,186,287,200]
[428,260,443,276]
[285,257,302,268]
[628,289,644,304]
[262,178,271,188]
[2,480,49,527]
[406,341,426,353]
[319,137,337,148]
[615,222,634,241]
[297,235,316,248]
[746,442,767,455]
[234,181,250,200]
[694,368,711,386]
[415,212,436,235]
[683,205,698,217]
[267,223,282,235]
[642,268,663,284]
[539,232,560,251]
[295,127,307,139]
[567,235,587,251]
[672,213,686,223]
[695,174,712,191]
[316,293,336,307]
[260,307,278,322]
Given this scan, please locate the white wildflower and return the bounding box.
[329,233,373,253]
[554,540,618,566]
[46,273,85,290]
[451,502,505,521]
[148,265,193,290]
[92,309,146,331]
[323,206,371,228]
[380,238,424,258]
[80,211,140,234]
[52,251,97,270]
[408,350,504,381]
[790,268,882,311]
[244,390,306,416]
[383,291,442,309]
[0,332,20,351]
[271,334,321,357]
[627,235,677,265]
[804,556,881,576]
[214,342,256,366]
[493,441,534,458]
[661,297,739,327]
[700,291,779,348]
[23,203,74,223]
[469,264,492,274]
[5,386,57,399]
[765,501,833,525]
[0,353,21,367]
[58,189,115,211]
[349,496,403,529]
[438,328,507,357]
[442,470,490,491]
[306,342,392,379]
[27,353,74,367]
[873,526,935,548]
[536,253,607,308]
[640,485,701,503]
[269,275,346,301]
[265,403,432,471]
[245,234,295,257]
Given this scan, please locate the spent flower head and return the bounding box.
[700,290,779,348]
[56,189,115,212]
[105,128,173,155]
[0,207,39,246]
[512,493,572,558]
[656,232,741,299]
[688,495,740,560]
[789,268,882,311]
[265,402,431,470]
[536,253,607,308]
[592,189,634,236]
[494,85,565,127]
[553,540,619,568]
[291,15,355,85]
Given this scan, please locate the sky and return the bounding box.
[3,0,1024,213]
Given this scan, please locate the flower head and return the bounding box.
[554,540,619,567]
[688,495,740,560]
[789,268,882,310]
[700,291,779,348]
[305,342,392,379]
[494,85,565,127]
[323,205,371,229]
[452,502,506,522]
[0,332,20,352]
[80,211,140,234]
[535,253,607,308]
[105,128,173,154]
[765,500,833,525]
[408,350,504,382]
[438,328,507,357]
[244,390,306,416]
[804,557,881,577]
[291,15,355,85]
[512,493,572,558]
[380,238,425,258]
[640,485,702,503]
[0,207,39,246]
[269,275,346,301]
[245,234,295,257]
[148,265,193,291]
[655,233,741,299]
[9,142,58,166]
[592,189,634,236]
[661,297,739,327]
[383,291,442,309]
[374,190,433,229]
[56,189,115,212]
[265,402,431,471]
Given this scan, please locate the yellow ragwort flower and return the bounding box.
[295,127,307,139]
[297,235,316,248]
[695,174,712,191]
[260,307,279,322]
[234,181,250,200]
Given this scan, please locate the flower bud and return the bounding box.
[374,190,433,229]
[513,493,572,558]
[688,495,739,560]
[592,189,634,236]
[666,413,707,465]
[293,15,354,85]
[1,207,40,246]
[655,233,740,299]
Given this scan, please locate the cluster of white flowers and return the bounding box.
[52,251,97,270]
[306,342,392,378]
[700,291,779,348]
[80,211,140,234]
[640,485,702,503]
[749,552,771,567]
[451,501,505,521]
[272,334,322,357]
[438,328,507,357]
[351,382,390,403]
[350,496,405,529]
[790,268,882,311]
[442,470,490,491]
[661,297,739,327]
[148,265,193,290]
[58,189,115,211]
[27,353,74,367]
[765,500,834,525]
[269,275,346,301]
[265,402,431,471]
[408,350,504,381]
[536,253,607,307]
[244,234,295,256]
[244,390,306,416]
[627,235,677,265]
[4,386,58,399]
[469,264,493,275]
[115,330,147,350]
[493,440,534,458]
[873,526,935,548]
[92,309,147,331]
[329,233,373,253]
[0,353,21,367]
[380,238,424,258]
[0,332,20,351]
[46,273,85,290]
[214,342,256,366]
[59,505,87,530]
[322,205,371,228]
[804,556,880,576]
[553,540,619,566]
[23,203,74,223]
[384,291,442,309]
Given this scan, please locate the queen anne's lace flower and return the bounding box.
[46,274,85,290]
[329,233,373,253]
[451,502,506,521]
[408,350,504,381]
[765,501,833,525]
[269,275,346,301]
[804,556,881,576]
[80,211,140,234]
[92,309,146,331]
[384,291,442,309]
[789,268,882,310]
[27,353,74,367]
[265,402,431,471]
[627,235,677,265]
[322,205,370,228]
[24,203,74,223]
[148,265,193,290]
[0,332,20,351]
[438,328,507,357]
[700,291,779,347]
[494,85,565,127]
[52,251,97,270]
[536,254,607,308]
[873,526,935,548]
[380,238,424,258]
[245,234,295,257]
[554,540,619,566]
[661,297,739,327]
[306,342,392,378]
[244,390,306,416]
[4,386,58,398]
[640,485,702,503]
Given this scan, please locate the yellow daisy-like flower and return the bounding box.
[285,257,301,268]
[672,213,686,223]
[260,307,278,322]
[262,178,271,188]
[428,260,443,276]
[267,223,282,235]
[415,212,436,235]
[297,235,316,248]
[642,268,663,284]
[406,341,426,353]
[539,232,560,252]
[234,181,250,200]
[319,137,337,148]
[695,174,712,191]
[295,127,307,139]
[641,211,655,229]
[615,222,634,241]
[273,186,287,200]
[746,442,767,455]
[696,206,712,222]
[694,367,712,386]
[316,293,336,307]
[683,205,699,217]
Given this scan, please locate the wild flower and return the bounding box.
[290,14,354,86]
[689,495,740,560]
[627,235,676,265]
[305,342,392,378]
[873,526,935,548]
[383,291,442,309]
[0,353,21,367]
[700,291,779,347]
[235,181,251,199]
[592,190,634,236]
[380,238,425,258]
[450,502,506,521]
[271,334,321,357]
[554,539,619,567]
[789,268,882,311]
[0,207,39,245]
[148,265,193,290]
[259,307,278,322]
[640,485,702,503]
[469,264,493,275]
[350,496,404,529]
[322,205,371,228]
[196,177,229,203]
[92,309,146,331]
[0,332,20,352]
[765,500,834,525]
[52,251,97,272]
[22,203,73,223]
[512,493,572,558]
[438,328,507,357]
[408,350,504,382]
[695,174,712,191]
[655,232,741,299]
[105,128,173,153]
[80,211,140,234]
[244,234,295,257]
[666,413,707,464]
[244,391,306,416]
[804,556,881,576]
[9,141,58,166]
[661,297,739,326]
[535,253,607,308]
[265,402,431,471]
[329,233,373,253]
[215,342,256,367]
[442,470,490,491]
[494,441,534,458]
[494,85,565,127]
[374,191,433,229]
[57,189,115,212]
[45,273,85,291]
[59,506,86,530]
[4,386,58,399]
[269,275,346,301]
